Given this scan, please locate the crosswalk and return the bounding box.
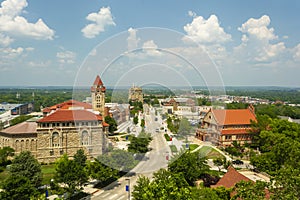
[93,190,128,200]
[115,121,133,133]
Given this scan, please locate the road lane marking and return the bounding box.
[94,190,104,196]
[108,193,118,199]
[116,194,125,200]
[102,193,110,198]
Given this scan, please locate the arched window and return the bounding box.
[52,132,60,147]
[81,130,89,146]
[96,95,101,101]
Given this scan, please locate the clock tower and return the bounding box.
[91,75,106,116]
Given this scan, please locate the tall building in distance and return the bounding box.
[128,84,143,103]
[91,75,106,116]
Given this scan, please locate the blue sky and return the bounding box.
[0,0,300,87]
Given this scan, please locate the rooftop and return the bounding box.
[1,121,37,135]
[212,107,256,126]
[38,109,102,123]
[212,166,251,188]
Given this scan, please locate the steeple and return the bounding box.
[91,75,106,116]
[93,75,103,87]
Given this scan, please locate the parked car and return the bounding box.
[232,159,244,165]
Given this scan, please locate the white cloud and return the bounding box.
[293,44,300,62]
[0,33,13,46]
[188,11,196,18]
[142,40,162,57]
[235,15,286,63]
[238,15,277,40]
[183,14,231,44]
[0,0,55,40]
[0,0,27,17]
[82,7,115,38]
[127,27,140,51]
[56,50,76,64]
[0,46,24,60]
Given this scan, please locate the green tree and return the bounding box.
[270,167,300,200]
[98,149,138,172]
[133,116,139,125]
[231,180,267,200]
[213,157,227,172]
[9,151,42,187]
[132,169,191,200]
[177,117,192,136]
[86,159,118,184]
[0,146,14,166]
[54,154,88,195]
[105,116,118,134]
[140,118,145,128]
[73,149,87,167]
[168,151,210,186]
[128,136,151,154]
[0,175,37,200]
[190,187,222,200]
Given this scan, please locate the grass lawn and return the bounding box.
[197,146,224,159]
[0,164,56,185]
[169,145,178,153]
[188,144,199,151]
[41,164,56,185]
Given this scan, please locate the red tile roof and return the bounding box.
[102,122,109,127]
[38,109,103,123]
[93,75,104,86]
[91,75,106,92]
[213,166,252,188]
[42,100,92,113]
[221,128,253,135]
[212,108,256,126]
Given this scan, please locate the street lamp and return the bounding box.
[125,178,130,200]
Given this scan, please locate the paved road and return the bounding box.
[92,105,170,200]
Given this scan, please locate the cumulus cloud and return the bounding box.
[238,15,277,40]
[142,40,162,56]
[0,0,55,40]
[81,7,115,38]
[56,50,76,64]
[235,15,286,63]
[183,14,231,44]
[127,27,140,51]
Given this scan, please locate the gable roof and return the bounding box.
[211,108,256,126]
[38,109,102,123]
[213,166,252,188]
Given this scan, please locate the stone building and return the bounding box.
[0,120,37,155]
[36,109,107,163]
[91,75,106,117]
[128,85,143,103]
[0,75,109,163]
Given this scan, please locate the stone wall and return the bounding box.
[37,125,104,163]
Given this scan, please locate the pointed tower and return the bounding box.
[91,75,106,116]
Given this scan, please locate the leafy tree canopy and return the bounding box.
[9,151,42,187]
